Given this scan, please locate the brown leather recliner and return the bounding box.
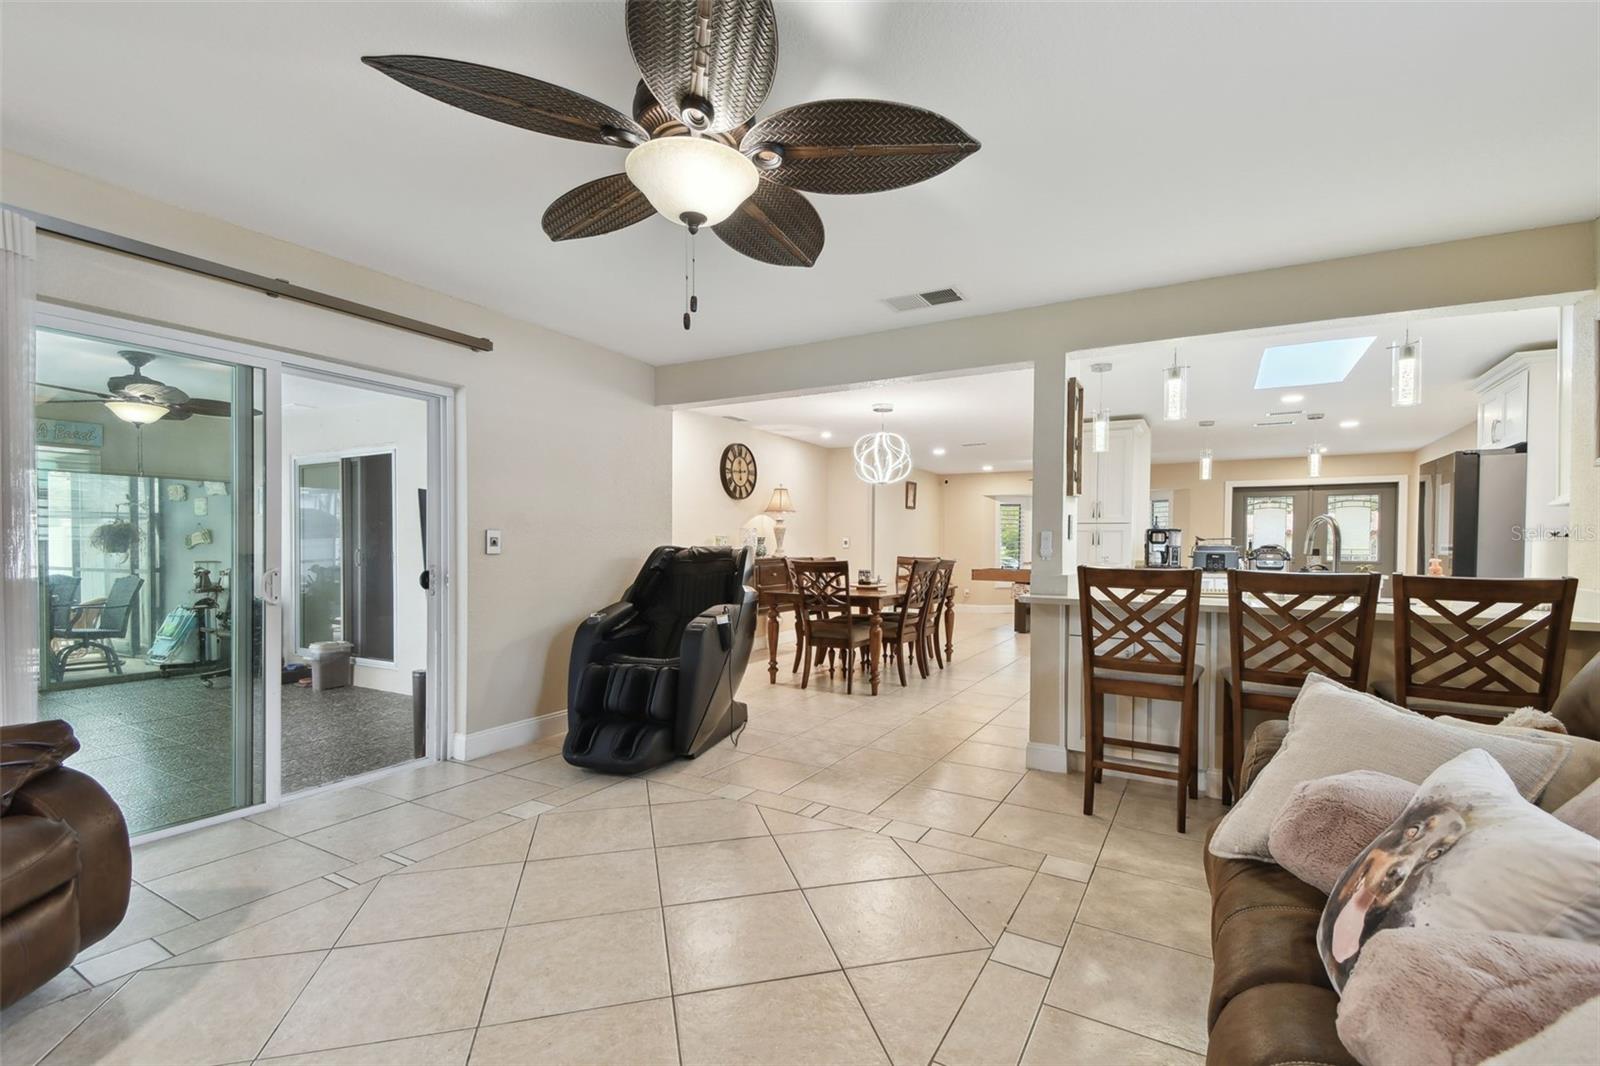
[1,720,132,1008]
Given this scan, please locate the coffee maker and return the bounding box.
[1144,528,1183,568]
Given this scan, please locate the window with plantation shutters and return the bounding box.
[998,501,1026,569]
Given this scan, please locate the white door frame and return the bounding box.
[35,303,459,833]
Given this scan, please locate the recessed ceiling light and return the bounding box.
[819,430,832,439]
[1339,419,1360,429]
[1280,393,1305,404]
[931,446,947,456]
[981,464,994,472]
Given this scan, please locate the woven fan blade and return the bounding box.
[177,398,231,418]
[542,173,657,241]
[713,180,823,267]
[625,0,777,133]
[740,99,980,194]
[362,56,647,147]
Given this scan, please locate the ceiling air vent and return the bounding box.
[1253,419,1296,428]
[883,287,965,312]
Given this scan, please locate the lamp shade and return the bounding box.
[104,399,167,425]
[624,137,759,227]
[764,486,795,515]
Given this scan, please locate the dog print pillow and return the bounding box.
[1319,748,1600,993]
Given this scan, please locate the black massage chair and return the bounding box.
[563,545,757,774]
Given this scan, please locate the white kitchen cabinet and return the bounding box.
[1475,363,1531,449]
[1073,419,1150,569]
[1083,525,1130,566]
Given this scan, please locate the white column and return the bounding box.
[0,209,39,725]
[1027,353,1070,771]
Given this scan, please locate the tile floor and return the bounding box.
[3,611,1223,1066]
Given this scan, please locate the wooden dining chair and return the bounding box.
[1221,570,1380,805]
[926,559,956,669]
[1384,574,1578,721]
[884,558,938,685]
[1078,566,1204,833]
[790,560,874,693]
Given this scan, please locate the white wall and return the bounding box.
[670,410,830,557]
[7,151,671,746]
[941,471,1036,605]
[282,390,428,694]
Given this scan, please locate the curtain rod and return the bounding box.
[5,204,494,352]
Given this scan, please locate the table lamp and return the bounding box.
[763,486,796,556]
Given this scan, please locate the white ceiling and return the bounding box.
[695,304,1559,472]
[3,3,1595,366]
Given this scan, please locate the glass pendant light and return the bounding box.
[1306,413,1324,477]
[624,137,759,228]
[1197,420,1214,481]
[1090,362,1111,453]
[1161,349,1189,422]
[1390,330,1421,407]
[853,404,912,485]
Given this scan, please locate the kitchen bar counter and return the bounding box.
[1021,576,1600,794]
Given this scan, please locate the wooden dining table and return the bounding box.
[759,583,957,696]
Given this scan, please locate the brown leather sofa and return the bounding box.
[1203,654,1600,1066]
[1,721,132,1008]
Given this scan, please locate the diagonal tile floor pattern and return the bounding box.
[2,612,1221,1066]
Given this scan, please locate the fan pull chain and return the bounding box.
[683,228,691,331]
[691,234,699,315]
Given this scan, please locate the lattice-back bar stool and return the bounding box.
[1078,566,1204,833]
[1382,575,1579,721]
[1221,570,1380,805]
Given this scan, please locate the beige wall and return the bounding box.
[8,151,671,744]
[670,410,830,558]
[824,450,943,581]
[941,471,1035,605]
[1151,451,1421,569]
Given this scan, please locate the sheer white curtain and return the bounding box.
[1,209,38,725]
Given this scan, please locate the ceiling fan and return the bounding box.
[35,351,231,424]
[363,0,980,328]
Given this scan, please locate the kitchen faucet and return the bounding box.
[1302,513,1343,573]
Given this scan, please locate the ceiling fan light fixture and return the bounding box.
[749,143,785,170]
[624,136,759,228]
[105,398,168,425]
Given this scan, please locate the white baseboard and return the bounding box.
[957,604,1014,614]
[451,710,567,761]
[1025,741,1069,773]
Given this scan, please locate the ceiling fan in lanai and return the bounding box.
[362,0,980,329]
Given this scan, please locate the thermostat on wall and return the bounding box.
[485,529,503,555]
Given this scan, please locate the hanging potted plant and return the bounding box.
[90,504,140,559]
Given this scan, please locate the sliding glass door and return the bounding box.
[33,326,269,834]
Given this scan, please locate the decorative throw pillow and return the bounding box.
[1209,673,1569,862]
[1556,778,1600,840]
[1267,770,1415,893]
[1439,715,1600,810]
[1484,995,1600,1066]
[1335,927,1600,1066]
[1320,748,1600,992]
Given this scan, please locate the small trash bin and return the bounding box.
[305,640,354,691]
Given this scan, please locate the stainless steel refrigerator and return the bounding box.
[1416,448,1527,577]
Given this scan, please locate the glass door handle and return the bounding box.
[261,568,282,605]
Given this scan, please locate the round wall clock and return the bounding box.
[720,443,757,500]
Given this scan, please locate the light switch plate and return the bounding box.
[485,529,503,555]
[1039,530,1053,560]
[841,537,851,550]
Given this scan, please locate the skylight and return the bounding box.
[1253,337,1375,389]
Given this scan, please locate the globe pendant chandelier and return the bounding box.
[853,404,913,485]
